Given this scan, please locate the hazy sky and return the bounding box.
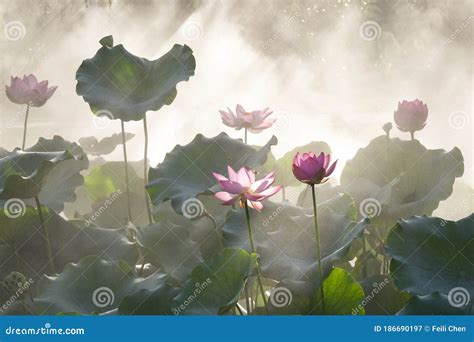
[1,0,472,216]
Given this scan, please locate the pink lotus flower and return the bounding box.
[393,99,428,134]
[213,166,282,211]
[219,104,276,133]
[5,74,57,107]
[292,152,337,185]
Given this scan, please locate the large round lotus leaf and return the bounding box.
[312,267,365,315]
[147,133,277,214]
[397,292,473,315]
[385,214,474,296]
[33,256,164,315]
[76,36,196,121]
[79,133,134,156]
[0,136,88,212]
[0,207,138,290]
[223,194,368,289]
[340,136,464,225]
[172,248,257,315]
[264,141,331,187]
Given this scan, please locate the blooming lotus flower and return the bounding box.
[5,74,57,107]
[213,166,282,211]
[393,99,428,137]
[292,152,337,185]
[219,104,276,133]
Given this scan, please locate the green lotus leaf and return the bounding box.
[397,292,473,315]
[313,267,365,315]
[118,281,179,315]
[358,275,410,315]
[134,206,206,283]
[147,133,277,214]
[223,194,368,292]
[76,36,196,121]
[0,207,138,293]
[340,136,464,228]
[33,256,164,315]
[0,136,88,212]
[385,214,474,296]
[172,248,257,315]
[79,133,134,156]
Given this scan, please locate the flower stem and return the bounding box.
[34,196,55,274]
[410,131,414,141]
[244,128,247,144]
[143,115,153,225]
[120,119,133,223]
[21,105,30,149]
[310,185,325,313]
[244,201,269,314]
[244,283,251,315]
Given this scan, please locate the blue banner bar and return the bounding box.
[0,316,472,342]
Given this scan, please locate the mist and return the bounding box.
[1,0,472,219]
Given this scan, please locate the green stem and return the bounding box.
[244,283,251,315]
[120,119,133,223]
[362,231,367,278]
[311,185,325,313]
[21,105,30,149]
[143,115,153,225]
[244,201,269,314]
[410,131,414,141]
[34,196,55,274]
[244,128,247,144]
